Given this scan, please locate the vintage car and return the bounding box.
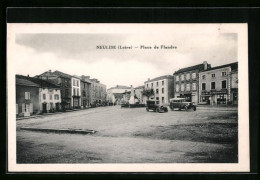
[146,100,168,113]
[169,98,196,111]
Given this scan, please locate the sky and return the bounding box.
[14,31,237,89]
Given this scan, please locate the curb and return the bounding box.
[20,127,97,134]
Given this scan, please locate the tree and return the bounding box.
[142,88,154,100]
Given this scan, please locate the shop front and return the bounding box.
[200,91,211,104]
[211,89,228,105]
[72,95,81,108]
[179,93,192,102]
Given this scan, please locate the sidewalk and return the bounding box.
[16,108,90,121]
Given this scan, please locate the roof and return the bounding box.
[16,75,60,89]
[144,75,173,83]
[174,63,211,74]
[201,62,238,72]
[52,70,73,78]
[135,85,144,89]
[16,76,40,87]
[108,85,131,90]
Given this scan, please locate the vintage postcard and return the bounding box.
[7,23,249,172]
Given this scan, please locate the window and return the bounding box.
[77,89,79,96]
[186,84,190,91]
[186,73,190,80]
[43,94,46,100]
[162,88,164,94]
[202,75,206,79]
[151,83,153,87]
[222,72,227,76]
[156,89,159,94]
[211,73,215,78]
[192,83,196,90]
[181,74,184,81]
[211,82,216,90]
[162,81,164,86]
[192,73,196,79]
[181,84,184,91]
[25,92,30,100]
[156,81,158,86]
[176,76,179,81]
[50,94,52,100]
[162,97,165,103]
[146,84,148,88]
[176,85,179,92]
[55,94,59,100]
[73,88,76,96]
[202,83,206,90]
[222,80,227,89]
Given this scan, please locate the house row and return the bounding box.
[16,70,107,117]
[144,61,238,105]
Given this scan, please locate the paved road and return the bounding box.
[17,106,238,163]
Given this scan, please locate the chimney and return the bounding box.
[27,74,30,77]
[203,61,208,70]
[48,70,52,73]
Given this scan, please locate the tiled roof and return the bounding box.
[108,85,131,90]
[135,85,144,89]
[16,75,59,88]
[52,70,73,78]
[144,75,173,83]
[16,76,40,87]
[201,62,238,72]
[174,63,210,74]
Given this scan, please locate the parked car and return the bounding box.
[146,100,168,113]
[169,98,196,111]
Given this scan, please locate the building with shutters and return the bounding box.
[16,75,61,117]
[144,75,174,105]
[199,62,238,105]
[173,61,211,105]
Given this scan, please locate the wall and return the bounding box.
[39,88,61,112]
[16,85,40,115]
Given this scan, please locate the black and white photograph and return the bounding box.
[7,23,249,172]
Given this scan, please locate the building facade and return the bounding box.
[36,70,72,110]
[106,85,131,105]
[71,76,81,108]
[199,62,238,105]
[80,77,92,108]
[144,75,174,105]
[16,75,40,117]
[16,75,61,117]
[173,61,211,105]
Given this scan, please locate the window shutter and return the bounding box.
[30,103,33,113]
[22,103,25,113]
[25,92,27,99]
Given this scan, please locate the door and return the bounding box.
[42,103,47,113]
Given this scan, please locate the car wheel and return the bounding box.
[156,108,160,113]
[193,106,196,111]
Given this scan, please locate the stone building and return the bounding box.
[80,76,107,105]
[134,85,145,104]
[199,62,238,105]
[144,75,174,105]
[36,70,72,110]
[16,75,61,117]
[173,61,211,105]
[106,85,131,105]
[80,76,92,108]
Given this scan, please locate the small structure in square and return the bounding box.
[107,85,131,105]
[199,62,238,105]
[173,61,211,105]
[16,75,61,117]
